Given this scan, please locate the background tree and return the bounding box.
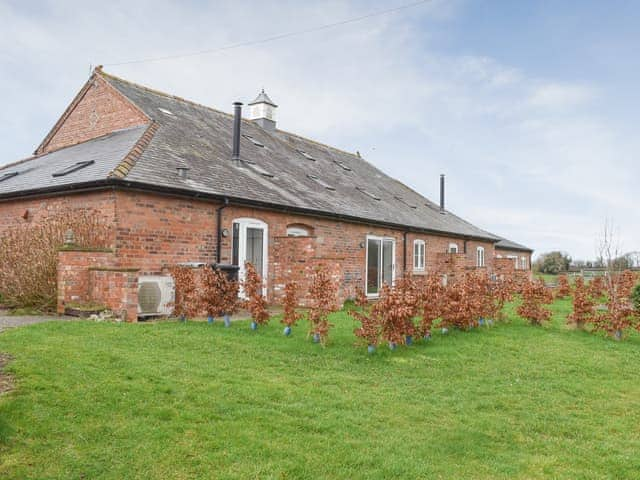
[534,251,572,274]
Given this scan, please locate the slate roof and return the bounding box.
[495,237,533,252]
[0,125,147,196]
[0,70,502,242]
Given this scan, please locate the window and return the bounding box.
[0,171,18,182]
[413,240,425,271]
[366,236,395,296]
[395,196,417,209]
[307,174,335,190]
[334,160,352,171]
[297,150,315,161]
[242,134,265,147]
[242,161,273,177]
[476,246,485,267]
[286,225,311,237]
[356,187,381,201]
[52,160,95,177]
[520,256,528,270]
[448,243,458,253]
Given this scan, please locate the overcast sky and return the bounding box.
[1,0,638,260]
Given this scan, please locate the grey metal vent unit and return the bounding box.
[139,282,162,314]
[242,134,264,148]
[243,160,274,178]
[307,174,335,191]
[394,196,417,209]
[138,276,175,317]
[52,160,95,177]
[356,186,381,201]
[0,171,18,182]
[297,150,315,161]
[334,160,351,171]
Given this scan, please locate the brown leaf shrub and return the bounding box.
[588,276,605,298]
[0,211,110,310]
[491,277,515,322]
[281,281,302,328]
[372,280,419,346]
[201,267,240,318]
[169,265,199,319]
[591,271,639,340]
[517,279,553,325]
[440,272,485,330]
[308,264,338,345]
[244,262,270,326]
[556,274,571,299]
[568,276,595,329]
[418,274,445,337]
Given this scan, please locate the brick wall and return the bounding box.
[39,75,148,154]
[57,248,115,313]
[114,190,218,273]
[0,190,117,245]
[89,268,139,321]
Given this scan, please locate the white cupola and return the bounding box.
[248,89,278,130]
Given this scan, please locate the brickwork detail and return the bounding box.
[38,74,148,154]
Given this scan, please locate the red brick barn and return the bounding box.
[0,68,532,320]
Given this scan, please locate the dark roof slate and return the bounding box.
[102,73,499,241]
[0,125,147,196]
[495,237,533,252]
[0,70,500,242]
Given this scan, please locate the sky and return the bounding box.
[1,0,638,260]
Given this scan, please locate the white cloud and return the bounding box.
[0,0,637,260]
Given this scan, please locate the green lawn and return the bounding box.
[1,300,640,479]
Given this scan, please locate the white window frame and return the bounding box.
[286,226,310,237]
[448,243,459,253]
[413,239,425,271]
[520,256,527,270]
[365,235,396,298]
[233,217,269,297]
[476,246,485,267]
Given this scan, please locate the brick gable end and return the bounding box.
[37,73,148,155]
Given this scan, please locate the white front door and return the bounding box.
[232,218,268,297]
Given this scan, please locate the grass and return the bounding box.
[1,300,640,479]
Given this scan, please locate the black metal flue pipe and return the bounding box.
[232,102,243,164]
[440,174,445,213]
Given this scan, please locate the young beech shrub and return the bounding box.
[351,287,382,347]
[588,276,605,299]
[517,279,554,325]
[492,277,515,322]
[373,280,419,346]
[308,264,339,345]
[418,274,445,337]
[556,274,571,299]
[568,276,595,330]
[617,270,638,299]
[244,262,270,326]
[281,281,302,328]
[201,267,239,319]
[170,266,199,319]
[440,273,484,330]
[591,272,639,340]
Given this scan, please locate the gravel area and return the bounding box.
[0,313,73,333]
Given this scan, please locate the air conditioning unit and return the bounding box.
[138,276,175,317]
